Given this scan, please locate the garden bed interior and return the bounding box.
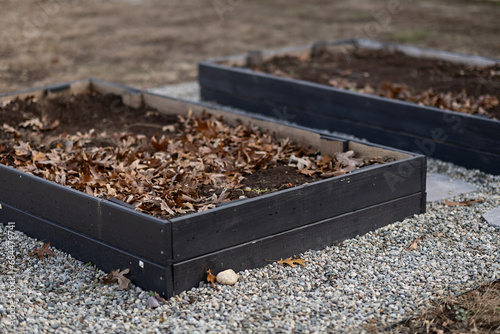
[199,38,500,175]
[0,79,426,297]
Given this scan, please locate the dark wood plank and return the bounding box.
[0,164,171,265]
[199,59,500,156]
[173,192,423,294]
[0,202,173,297]
[200,89,500,175]
[171,158,425,262]
[100,201,172,265]
[0,77,427,298]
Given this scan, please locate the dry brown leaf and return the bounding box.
[32,151,46,163]
[406,236,425,251]
[2,123,18,133]
[299,168,316,176]
[442,319,455,327]
[336,150,363,167]
[443,198,484,206]
[323,73,499,117]
[41,119,60,131]
[154,291,168,304]
[29,242,55,261]
[102,268,131,290]
[206,269,218,290]
[19,118,44,129]
[277,257,306,268]
[0,98,392,220]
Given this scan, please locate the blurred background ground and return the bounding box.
[1,1,499,332]
[1,0,499,93]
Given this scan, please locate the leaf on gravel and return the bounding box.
[277,257,306,268]
[206,269,218,290]
[29,242,55,261]
[102,268,131,290]
[154,291,168,304]
[443,198,484,207]
[406,236,425,251]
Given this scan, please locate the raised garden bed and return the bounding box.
[199,38,500,175]
[0,79,426,297]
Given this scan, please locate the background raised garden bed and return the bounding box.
[0,78,426,297]
[199,38,500,175]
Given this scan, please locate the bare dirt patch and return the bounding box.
[1,0,499,93]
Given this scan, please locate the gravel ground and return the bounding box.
[0,156,499,333]
[149,82,201,102]
[1,82,499,334]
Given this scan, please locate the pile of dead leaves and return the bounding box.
[0,99,390,218]
[253,50,500,119]
[327,79,499,118]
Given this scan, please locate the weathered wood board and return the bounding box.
[0,78,426,296]
[199,38,500,175]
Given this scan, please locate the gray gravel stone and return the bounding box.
[483,207,500,229]
[149,82,200,102]
[1,158,499,333]
[426,173,477,202]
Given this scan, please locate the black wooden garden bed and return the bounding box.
[0,79,426,297]
[199,38,500,174]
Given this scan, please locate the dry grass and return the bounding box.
[386,280,500,333]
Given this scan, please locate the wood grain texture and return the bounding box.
[173,192,423,294]
[0,164,171,266]
[0,202,173,297]
[0,78,427,297]
[200,88,500,175]
[199,63,500,156]
[171,157,425,262]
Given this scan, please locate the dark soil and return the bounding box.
[0,92,331,217]
[0,91,178,146]
[251,48,500,119]
[239,164,314,198]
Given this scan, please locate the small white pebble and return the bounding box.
[216,269,239,285]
